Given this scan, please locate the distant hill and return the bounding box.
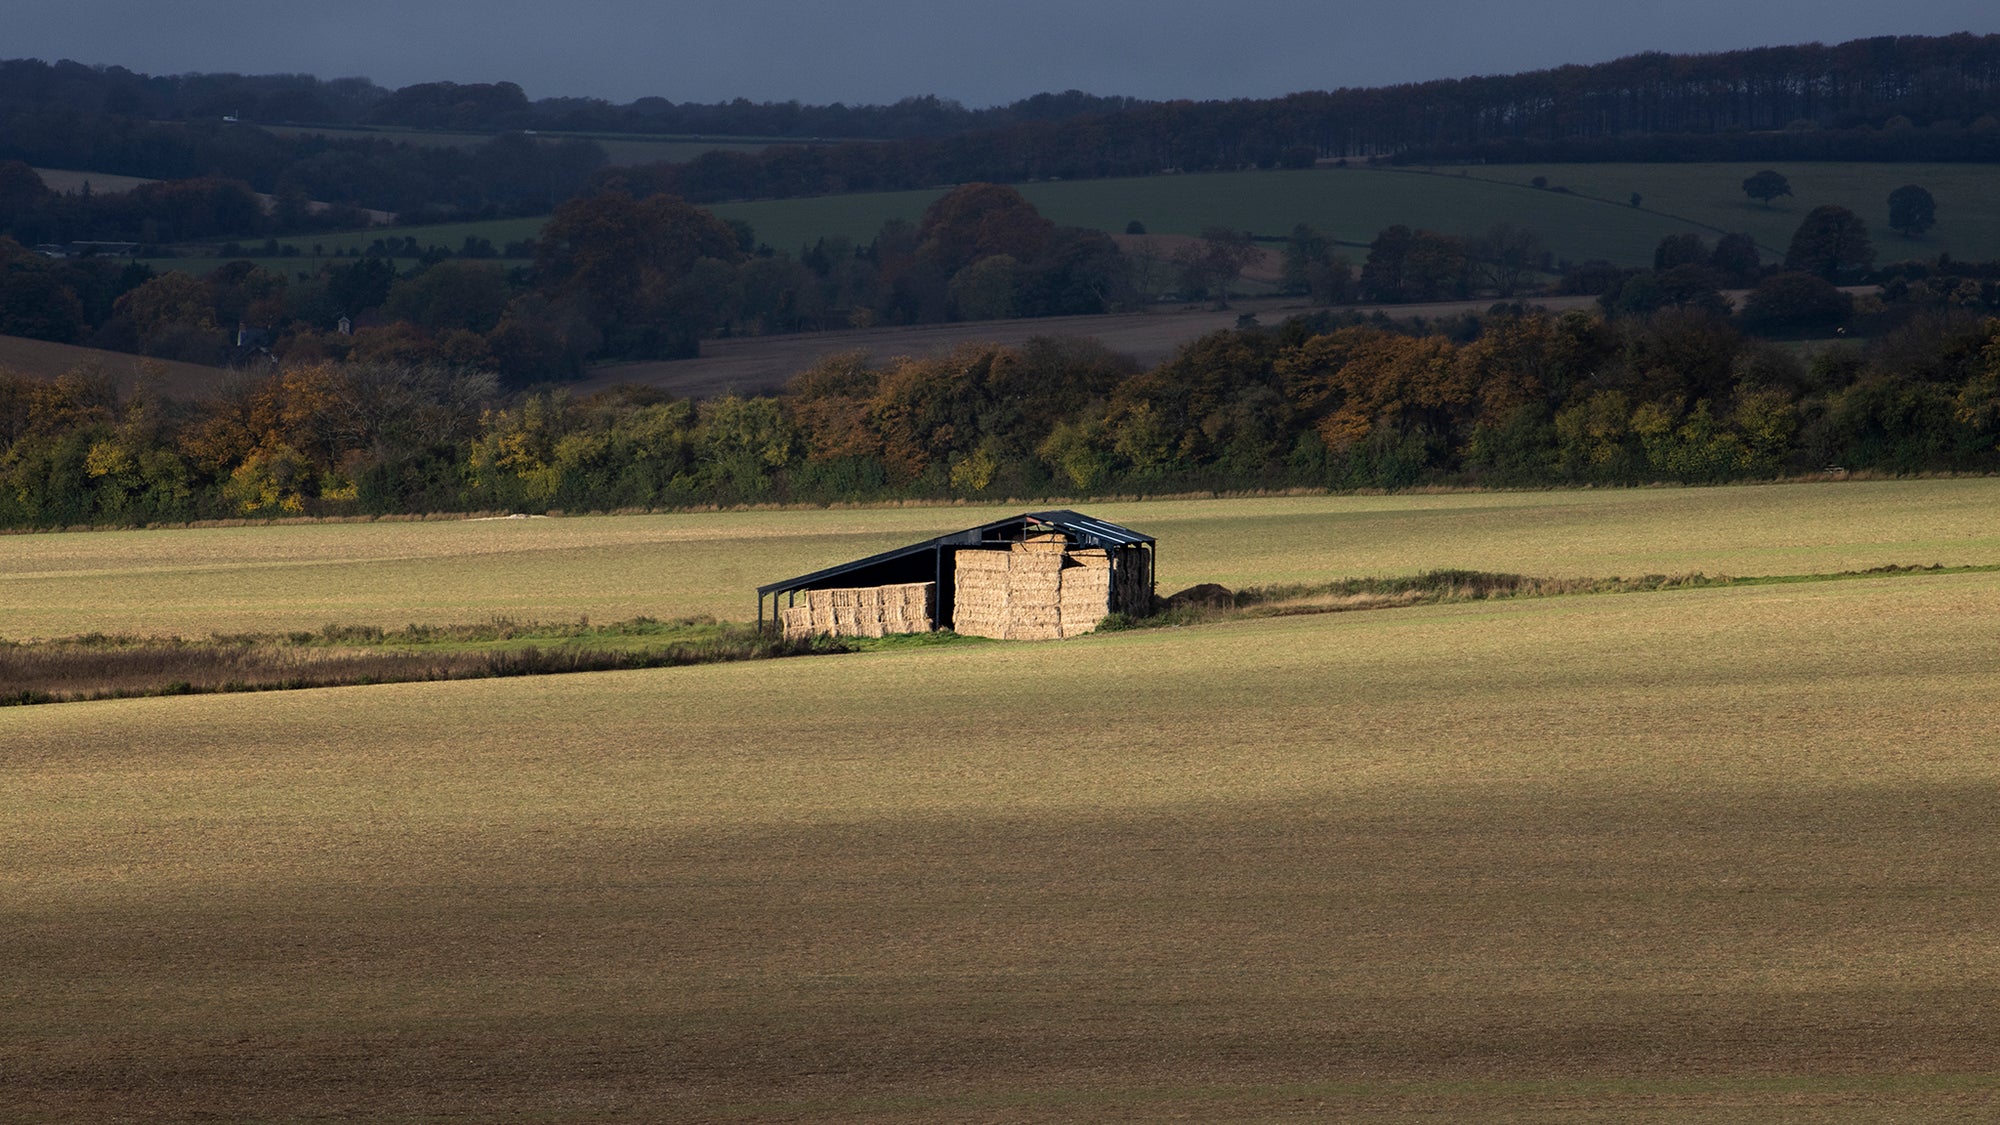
[6,35,1998,226]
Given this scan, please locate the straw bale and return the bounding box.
[1009,551,1062,574]
[955,549,1010,571]
[1008,624,1063,641]
[806,589,834,612]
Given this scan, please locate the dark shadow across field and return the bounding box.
[10,781,2000,1121]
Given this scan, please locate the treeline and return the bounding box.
[0,184,1140,376]
[11,181,1991,386]
[597,35,2000,205]
[7,302,1999,529]
[0,124,605,235]
[9,34,2000,236]
[0,58,1140,140]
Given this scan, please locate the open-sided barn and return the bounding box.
[757,510,1155,641]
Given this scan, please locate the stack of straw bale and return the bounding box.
[949,547,1013,639]
[781,582,933,641]
[1059,548,1115,638]
[950,539,1119,640]
[1005,544,1064,641]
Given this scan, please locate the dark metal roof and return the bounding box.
[756,510,1152,597]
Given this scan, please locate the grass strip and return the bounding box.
[1104,562,2000,629]
[0,615,846,706]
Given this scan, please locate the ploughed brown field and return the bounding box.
[0,333,232,397]
[577,294,1602,400]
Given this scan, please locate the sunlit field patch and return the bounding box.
[6,477,2000,640]
[7,572,2000,1120]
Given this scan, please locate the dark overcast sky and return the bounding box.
[9,1,1999,107]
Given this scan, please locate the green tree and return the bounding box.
[1739,272,1853,333]
[383,261,511,334]
[1708,232,1762,286]
[0,264,86,343]
[1742,170,1792,207]
[1174,227,1259,310]
[1470,223,1544,298]
[1784,205,1875,282]
[1887,184,1936,238]
[947,254,1021,321]
[1653,233,1708,271]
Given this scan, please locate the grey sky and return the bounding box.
[9,1,1999,108]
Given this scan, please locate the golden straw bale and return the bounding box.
[955,549,1010,571]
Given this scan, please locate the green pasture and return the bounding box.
[177,160,1999,271]
[707,167,1723,265]
[5,478,2000,641]
[8,556,2000,1119]
[1456,161,2000,263]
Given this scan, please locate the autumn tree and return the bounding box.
[1280,326,1472,480]
[112,271,224,361]
[535,190,742,360]
[916,183,1054,277]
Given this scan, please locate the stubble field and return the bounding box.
[7,480,2000,1121]
[5,478,1999,640]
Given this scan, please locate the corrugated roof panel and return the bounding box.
[758,510,1152,597]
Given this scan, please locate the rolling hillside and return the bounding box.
[158,161,2000,272]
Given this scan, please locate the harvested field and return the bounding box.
[7,478,1999,642]
[577,294,1601,399]
[0,334,233,397]
[8,572,2000,1120]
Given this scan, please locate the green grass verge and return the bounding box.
[0,615,842,705]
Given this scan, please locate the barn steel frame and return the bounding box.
[755,510,1155,633]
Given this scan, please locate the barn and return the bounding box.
[757,510,1156,641]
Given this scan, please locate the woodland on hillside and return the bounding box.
[5,34,2000,526]
[6,295,1999,528]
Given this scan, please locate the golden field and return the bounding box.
[6,483,2000,1121]
[5,477,2000,640]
